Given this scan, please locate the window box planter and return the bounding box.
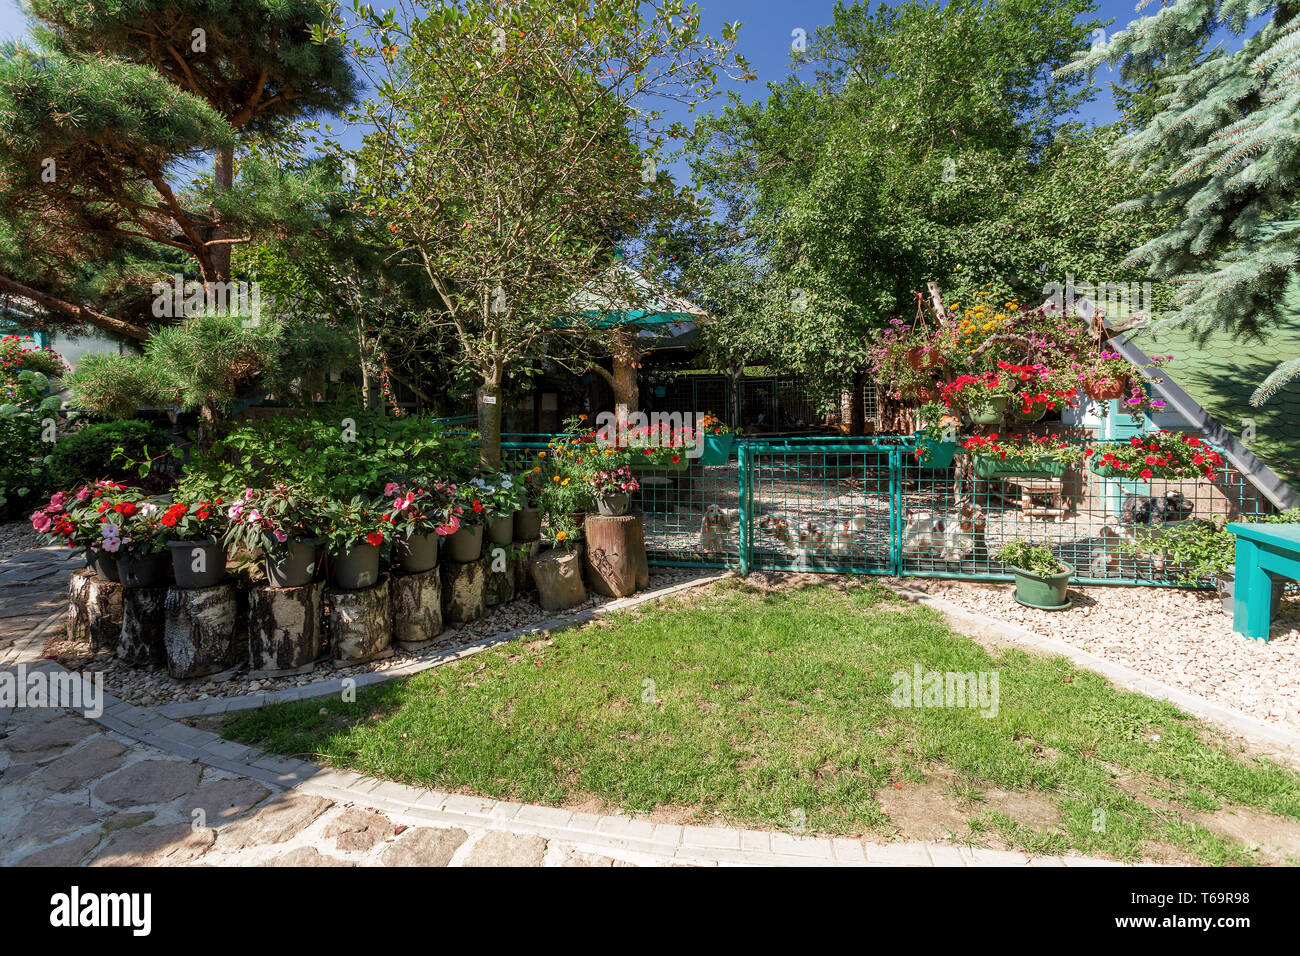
[699,432,735,466]
[1007,560,1073,610]
[167,539,227,589]
[628,453,691,472]
[965,396,1007,424]
[974,455,1067,479]
[265,539,319,588]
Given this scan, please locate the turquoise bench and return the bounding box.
[1227,523,1300,641]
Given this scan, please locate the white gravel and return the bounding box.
[51,567,707,708]
[904,577,1300,735]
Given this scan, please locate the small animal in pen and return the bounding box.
[902,506,986,564]
[699,504,738,552]
[1090,491,1197,576]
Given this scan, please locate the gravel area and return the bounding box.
[903,577,1300,735]
[0,520,41,561]
[47,566,709,708]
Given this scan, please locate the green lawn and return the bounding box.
[222,579,1300,864]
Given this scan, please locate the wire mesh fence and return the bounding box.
[500,435,1272,587]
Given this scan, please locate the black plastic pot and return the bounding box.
[87,549,119,583]
[513,508,541,541]
[596,493,631,516]
[117,551,171,589]
[167,539,226,589]
[265,539,318,588]
[331,543,381,590]
[394,531,438,573]
[447,524,484,563]
[488,513,514,546]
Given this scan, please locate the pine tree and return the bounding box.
[0,0,358,340]
[1063,0,1300,403]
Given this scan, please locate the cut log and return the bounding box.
[68,569,123,653]
[441,558,486,624]
[327,577,393,664]
[391,568,443,646]
[483,545,516,607]
[583,514,649,598]
[514,539,542,594]
[248,582,324,674]
[163,584,240,679]
[531,546,586,611]
[118,586,168,666]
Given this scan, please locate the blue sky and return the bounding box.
[0,0,1160,174]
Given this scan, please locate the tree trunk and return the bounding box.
[209,144,234,282]
[163,584,240,679]
[530,546,586,611]
[484,550,516,606]
[118,586,168,666]
[477,381,503,470]
[391,568,443,646]
[326,578,393,663]
[441,557,486,624]
[248,581,323,673]
[582,514,648,598]
[68,569,123,653]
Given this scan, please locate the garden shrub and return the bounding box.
[45,419,168,492]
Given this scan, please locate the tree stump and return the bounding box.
[391,568,442,648]
[118,586,168,666]
[483,546,516,607]
[164,584,240,679]
[514,539,541,594]
[441,559,485,624]
[531,546,586,611]
[583,514,650,598]
[68,569,123,654]
[327,577,393,664]
[248,582,324,675]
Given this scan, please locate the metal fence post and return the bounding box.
[738,442,752,576]
[889,448,902,576]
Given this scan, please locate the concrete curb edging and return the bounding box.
[889,581,1300,764]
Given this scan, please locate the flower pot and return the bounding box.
[447,524,484,563]
[966,395,1007,424]
[488,513,514,546]
[596,493,631,517]
[1215,572,1284,617]
[265,539,318,588]
[905,345,942,371]
[699,432,735,466]
[1014,401,1048,422]
[331,543,380,590]
[908,385,942,403]
[915,437,958,469]
[514,507,542,541]
[974,456,1066,479]
[1084,376,1129,401]
[394,531,438,573]
[87,549,119,583]
[116,550,171,589]
[629,453,691,472]
[167,539,226,589]
[1009,561,1073,610]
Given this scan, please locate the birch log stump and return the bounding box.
[531,546,586,611]
[327,577,393,664]
[391,569,442,648]
[514,539,541,595]
[583,515,649,598]
[248,582,323,675]
[441,559,485,624]
[483,546,516,607]
[118,586,168,666]
[163,584,240,679]
[68,569,122,653]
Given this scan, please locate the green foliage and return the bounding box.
[995,538,1064,576]
[45,419,166,491]
[0,367,59,516]
[178,409,478,502]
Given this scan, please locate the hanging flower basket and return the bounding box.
[966,395,1007,424]
[1083,376,1130,401]
[915,437,958,469]
[1014,400,1048,422]
[905,345,942,371]
[974,455,1067,479]
[700,432,735,466]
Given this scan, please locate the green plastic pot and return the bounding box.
[974,456,1066,479]
[331,543,381,590]
[1009,561,1073,610]
[914,435,958,469]
[167,539,227,589]
[394,531,438,573]
[966,395,1008,424]
[447,524,484,563]
[699,433,735,466]
[1014,401,1048,422]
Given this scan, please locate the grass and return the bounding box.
[222,578,1300,863]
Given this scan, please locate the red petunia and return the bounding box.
[1140,468,1153,480]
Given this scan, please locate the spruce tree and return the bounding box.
[1064,0,1300,403]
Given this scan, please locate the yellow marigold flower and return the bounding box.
[552,475,560,482]
[532,466,541,474]
[556,530,567,541]
[538,451,547,458]
[560,478,570,486]
[579,414,587,421]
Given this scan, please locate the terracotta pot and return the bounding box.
[905,345,942,371]
[1084,376,1129,401]
[910,385,942,403]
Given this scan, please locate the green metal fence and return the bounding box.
[501,435,1270,587]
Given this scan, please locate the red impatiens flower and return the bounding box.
[365,532,384,547]
[1140,468,1154,479]
[472,500,484,513]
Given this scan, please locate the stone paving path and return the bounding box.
[0,545,78,649]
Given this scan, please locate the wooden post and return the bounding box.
[391,568,443,648]
[163,584,241,679]
[118,586,168,666]
[68,569,122,653]
[583,514,649,598]
[531,546,587,611]
[248,581,324,675]
[327,577,393,664]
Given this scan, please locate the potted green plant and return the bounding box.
[961,433,1083,479]
[696,413,738,466]
[912,403,960,468]
[97,489,171,588]
[941,371,1015,424]
[585,465,639,516]
[515,467,544,541]
[995,539,1073,610]
[160,495,229,588]
[382,479,456,573]
[468,471,523,546]
[446,485,487,563]
[321,496,389,589]
[224,485,323,588]
[30,483,120,580]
